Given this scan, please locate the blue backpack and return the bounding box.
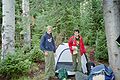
[88,64,115,80]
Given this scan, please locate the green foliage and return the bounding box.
[30,0,81,41]
[29,0,108,60]
[11,76,30,80]
[0,46,44,79]
[0,0,2,22]
[30,27,44,62]
[95,31,108,60]
[28,46,44,62]
[79,0,108,60]
[0,51,32,79]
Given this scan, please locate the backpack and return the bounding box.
[58,68,68,80]
[88,64,115,80]
[75,71,88,80]
[86,61,95,75]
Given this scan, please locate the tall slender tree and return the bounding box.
[0,0,2,48]
[1,0,15,59]
[22,0,31,49]
[103,0,120,79]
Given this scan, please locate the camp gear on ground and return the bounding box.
[58,68,68,80]
[88,64,115,80]
[93,74,105,80]
[75,71,88,80]
[86,61,95,75]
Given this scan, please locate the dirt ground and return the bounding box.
[29,61,75,80]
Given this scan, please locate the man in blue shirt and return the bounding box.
[40,26,56,80]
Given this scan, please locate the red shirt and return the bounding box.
[68,35,86,56]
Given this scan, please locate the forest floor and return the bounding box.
[0,60,108,80]
[29,61,45,80]
[29,60,75,80]
[28,59,108,80]
[0,57,108,80]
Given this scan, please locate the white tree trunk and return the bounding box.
[103,0,120,80]
[1,0,15,59]
[22,0,31,49]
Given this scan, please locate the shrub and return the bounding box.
[0,51,32,79]
[27,46,44,62]
[95,31,108,61]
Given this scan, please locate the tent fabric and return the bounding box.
[88,64,115,80]
[81,53,88,73]
[55,43,74,75]
[56,62,73,72]
[55,43,72,65]
[55,43,88,75]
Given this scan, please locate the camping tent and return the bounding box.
[55,43,88,75]
[55,43,75,75]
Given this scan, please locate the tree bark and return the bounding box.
[1,0,15,59]
[103,0,120,79]
[0,0,2,48]
[22,0,31,49]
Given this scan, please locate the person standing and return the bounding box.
[40,26,56,80]
[68,29,86,72]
